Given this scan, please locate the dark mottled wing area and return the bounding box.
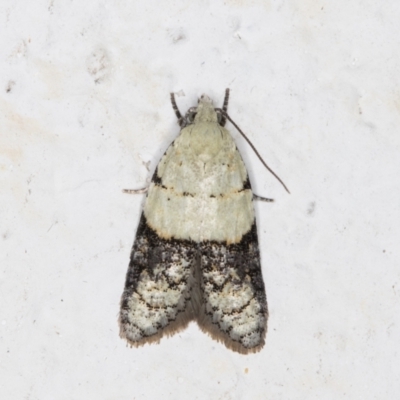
[119,214,197,346]
[196,223,268,354]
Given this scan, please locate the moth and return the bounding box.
[119,89,288,354]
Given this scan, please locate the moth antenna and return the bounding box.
[170,93,185,127]
[216,109,290,194]
[220,88,230,127]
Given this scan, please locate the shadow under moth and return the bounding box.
[119,89,288,354]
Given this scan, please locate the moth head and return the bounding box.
[198,94,213,104]
[194,94,218,123]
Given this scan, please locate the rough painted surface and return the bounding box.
[2,0,400,398]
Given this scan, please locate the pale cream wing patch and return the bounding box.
[144,123,254,243]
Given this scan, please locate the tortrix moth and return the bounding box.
[119,89,288,354]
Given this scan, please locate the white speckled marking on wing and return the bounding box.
[197,234,268,352]
[120,216,197,345]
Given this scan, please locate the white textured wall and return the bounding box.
[1,1,399,398]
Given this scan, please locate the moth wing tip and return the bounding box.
[195,313,266,355]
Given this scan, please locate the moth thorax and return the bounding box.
[194,101,218,123]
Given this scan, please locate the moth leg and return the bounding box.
[123,187,148,194]
[253,194,274,202]
[219,88,230,127]
[170,93,185,127]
